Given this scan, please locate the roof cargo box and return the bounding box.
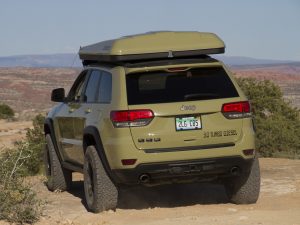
[79,31,225,64]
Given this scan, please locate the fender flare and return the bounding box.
[83,126,118,184]
[44,118,63,162]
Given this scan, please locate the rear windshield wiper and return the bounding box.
[184,93,219,100]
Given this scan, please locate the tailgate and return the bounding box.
[128,100,242,151]
[126,66,244,151]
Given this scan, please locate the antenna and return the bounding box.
[70,48,80,68]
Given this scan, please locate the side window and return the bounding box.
[67,70,88,102]
[84,70,101,103]
[98,71,112,103]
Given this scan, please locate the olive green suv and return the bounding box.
[44,31,260,213]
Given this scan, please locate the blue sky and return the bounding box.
[0,0,299,60]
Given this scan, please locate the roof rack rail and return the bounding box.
[83,55,219,68]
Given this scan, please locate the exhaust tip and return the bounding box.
[230,166,240,175]
[139,174,150,183]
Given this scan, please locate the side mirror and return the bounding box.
[51,88,65,102]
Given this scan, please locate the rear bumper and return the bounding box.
[112,156,254,185]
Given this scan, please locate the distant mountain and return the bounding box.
[214,56,296,67]
[0,53,82,67]
[0,53,298,67]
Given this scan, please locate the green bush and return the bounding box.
[237,77,300,158]
[0,147,41,224]
[0,103,14,119]
[22,114,46,175]
[0,114,45,223]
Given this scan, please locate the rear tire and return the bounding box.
[224,155,260,204]
[83,145,118,213]
[44,134,72,191]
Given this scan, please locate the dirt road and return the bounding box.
[25,158,299,225]
[0,122,299,225]
[0,120,32,149]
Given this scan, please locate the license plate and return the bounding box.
[175,116,202,131]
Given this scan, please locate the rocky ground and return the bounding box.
[0,158,296,225]
[0,120,32,149]
[0,121,300,225]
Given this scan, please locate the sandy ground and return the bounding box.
[0,120,299,225]
[0,120,32,149]
[24,158,300,225]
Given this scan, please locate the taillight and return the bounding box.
[110,110,154,127]
[222,101,252,119]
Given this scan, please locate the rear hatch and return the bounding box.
[124,66,246,152]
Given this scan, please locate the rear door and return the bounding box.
[126,66,243,151]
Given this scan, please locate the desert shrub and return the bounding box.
[237,77,300,158]
[8,114,45,176]
[0,114,45,223]
[21,114,46,175]
[0,103,14,119]
[0,147,41,224]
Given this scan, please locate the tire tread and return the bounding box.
[225,156,260,204]
[44,134,72,191]
[84,145,118,212]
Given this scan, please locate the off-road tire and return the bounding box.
[44,134,72,191]
[83,145,118,213]
[225,155,260,204]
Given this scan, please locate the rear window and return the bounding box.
[126,67,239,105]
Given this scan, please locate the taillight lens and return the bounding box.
[110,110,154,127]
[222,101,252,119]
